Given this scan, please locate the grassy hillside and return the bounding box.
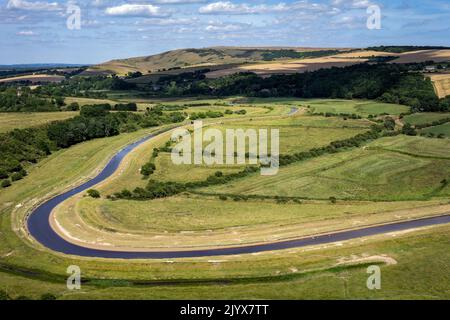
[88,47,350,75]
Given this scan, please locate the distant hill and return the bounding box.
[0,64,88,71]
[87,47,352,76]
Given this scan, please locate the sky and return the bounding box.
[1,0,450,64]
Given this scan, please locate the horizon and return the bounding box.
[1,0,450,64]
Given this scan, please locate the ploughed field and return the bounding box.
[1,97,450,299]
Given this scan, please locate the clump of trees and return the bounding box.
[0,87,59,112]
[190,110,223,120]
[87,189,100,198]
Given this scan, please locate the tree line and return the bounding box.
[144,63,448,113]
[0,105,186,188]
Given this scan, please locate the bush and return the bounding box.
[141,162,156,176]
[67,102,80,111]
[11,172,23,181]
[219,195,228,201]
[0,290,10,300]
[1,179,11,188]
[40,293,57,300]
[0,170,8,179]
[329,196,337,204]
[87,189,100,198]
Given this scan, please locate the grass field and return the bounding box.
[1,223,449,299]
[402,112,450,125]
[64,96,119,106]
[421,122,450,137]
[205,136,450,201]
[0,97,449,300]
[305,99,410,116]
[0,111,78,133]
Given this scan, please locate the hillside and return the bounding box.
[86,47,352,75]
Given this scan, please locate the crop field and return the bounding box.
[0,111,78,132]
[429,73,450,98]
[205,50,450,78]
[1,97,449,300]
[0,74,65,83]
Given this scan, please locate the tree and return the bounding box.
[67,102,80,111]
[87,189,100,198]
[401,123,417,136]
[11,172,23,181]
[1,179,11,188]
[383,117,396,130]
[40,293,57,300]
[0,170,8,179]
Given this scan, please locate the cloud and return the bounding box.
[105,4,169,17]
[153,0,207,4]
[136,17,198,26]
[16,30,37,36]
[205,22,246,32]
[331,0,374,9]
[199,1,328,15]
[7,0,61,11]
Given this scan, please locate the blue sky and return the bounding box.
[1,0,450,64]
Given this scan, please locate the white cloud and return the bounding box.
[136,17,198,26]
[16,30,37,36]
[199,1,328,15]
[105,4,168,17]
[7,0,61,11]
[153,0,207,4]
[331,0,373,9]
[205,22,245,32]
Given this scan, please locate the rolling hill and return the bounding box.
[86,46,352,75]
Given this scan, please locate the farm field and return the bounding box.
[205,49,450,78]
[402,112,450,125]
[0,74,65,83]
[64,96,119,106]
[0,111,78,132]
[429,73,450,98]
[305,99,410,116]
[421,122,450,137]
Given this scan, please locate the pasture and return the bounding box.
[205,136,450,201]
[421,122,450,137]
[402,112,450,125]
[0,111,77,133]
[305,99,409,116]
